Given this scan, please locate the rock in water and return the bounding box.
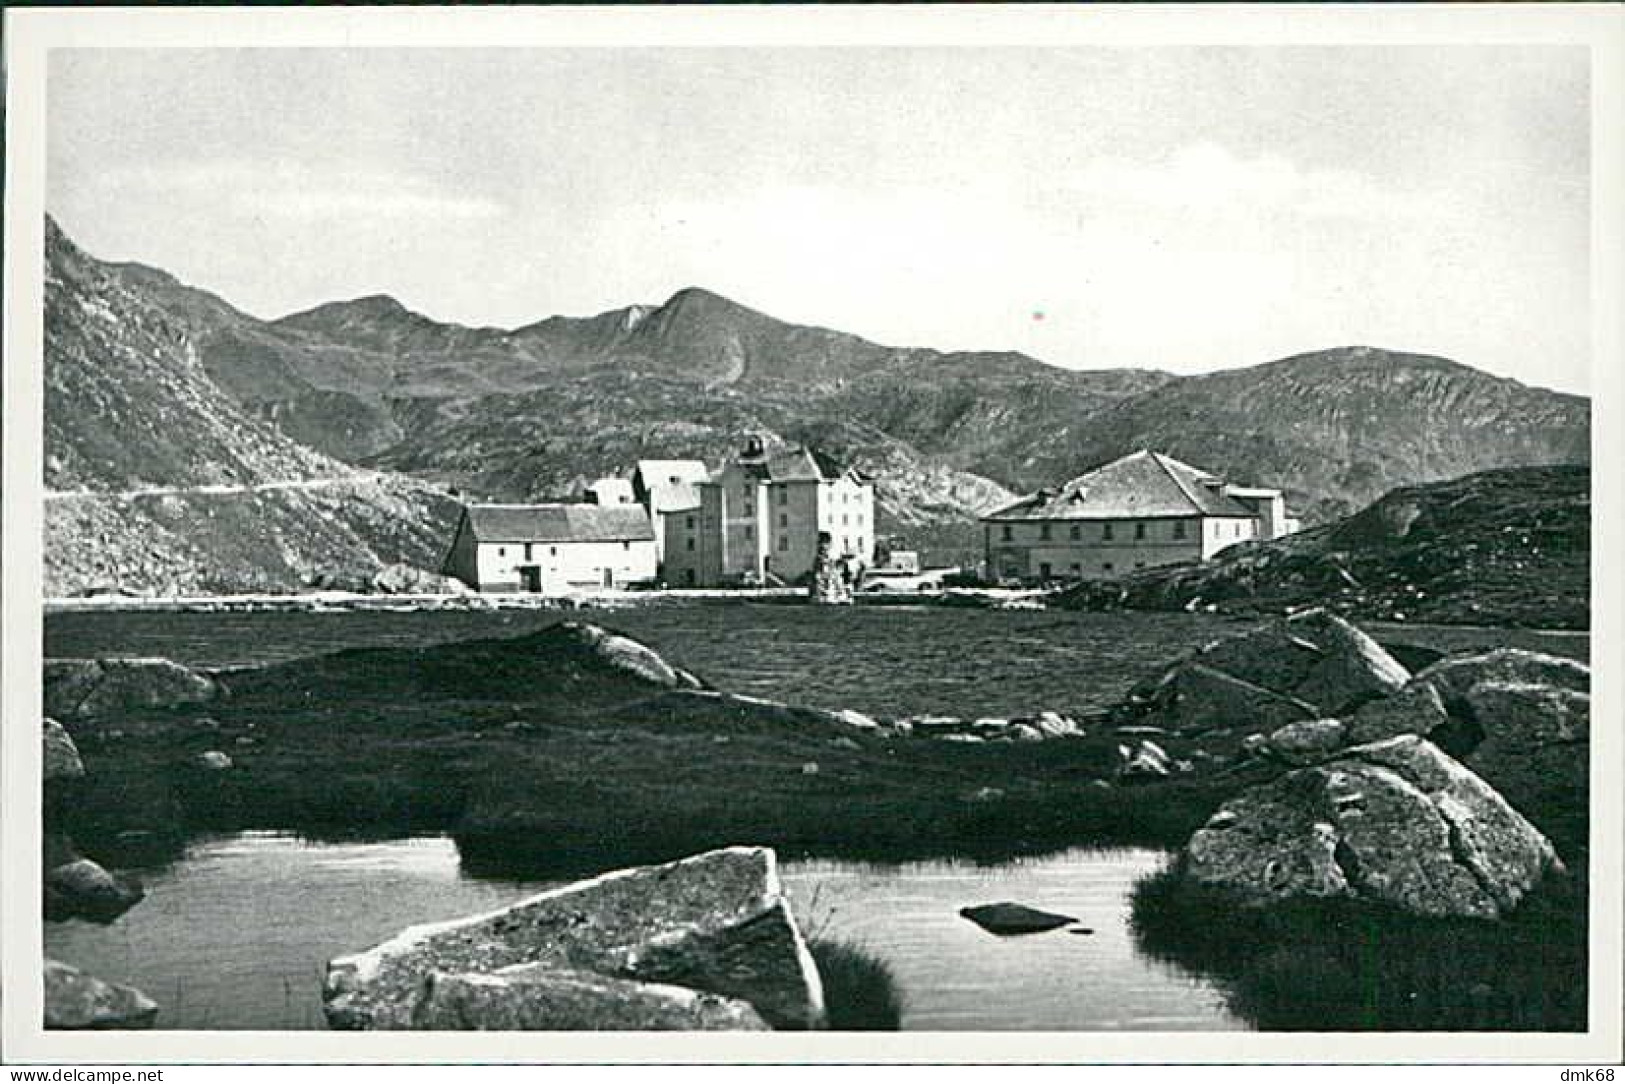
[43,718,84,782]
[44,657,223,719]
[324,846,824,1030]
[43,959,158,1029]
[959,902,1078,935]
[409,965,770,1031]
[1181,736,1560,919]
[45,857,145,923]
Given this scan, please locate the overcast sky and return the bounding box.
[47,46,1591,393]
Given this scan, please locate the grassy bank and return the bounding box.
[1129,858,1588,1031]
[808,940,905,1030]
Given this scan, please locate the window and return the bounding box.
[842,514,849,526]
[1069,524,1081,541]
[779,513,788,527]
[1102,523,1114,541]
[686,516,695,530]
[1039,523,1052,541]
[685,538,695,552]
[1039,562,1052,579]
[745,501,754,515]
[1173,520,1187,540]
[1001,524,1013,542]
[497,546,506,557]
[1069,562,1081,574]
[778,536,788,551]
[524,543,534,561]
[1134,522,1146,540]
[622,541,630,551]
[778,488,787,506]
[1103,562,1114,572]
[1135,561,1146,569]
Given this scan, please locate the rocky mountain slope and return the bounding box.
[44,218,461,596]
[1056,465,1590,629]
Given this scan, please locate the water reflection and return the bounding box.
[45,834,1245,1031]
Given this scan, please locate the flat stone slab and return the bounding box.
[43,959,157,1030]
[959,902,1078,935]
[324,846,824,1030]
[409,964,770,1030]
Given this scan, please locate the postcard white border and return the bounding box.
[4,3,1622,1065]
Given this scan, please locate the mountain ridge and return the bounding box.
[45,214,1591,579]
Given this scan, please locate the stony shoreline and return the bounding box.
[43,585,1049,616]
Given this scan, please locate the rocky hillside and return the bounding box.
[44,218,462,596]
[1056,465,1591,629]
[1021,348,1590,521]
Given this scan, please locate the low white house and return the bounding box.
[442,503,657,593]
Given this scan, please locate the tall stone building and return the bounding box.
[662,439,874,587]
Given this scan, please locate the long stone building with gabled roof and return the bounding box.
[442,503,658,593]
[980,449,1297,583]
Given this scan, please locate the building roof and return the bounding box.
[727,445,863,484]
[464,503,655,543]
[634,459,709,513]
[585,477,636,505]
[984,450,1260,521]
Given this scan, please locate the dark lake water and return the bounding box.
[43,833,1244,1031]
[42,602,1585,719]
[40,603,1587,1030]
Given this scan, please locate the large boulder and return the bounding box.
[45,856,145,923]
[548,622,686,689]
[324,846,825,1031]
[43,959,158,1029]
[1181,736,1561,919]
[1263,718,1348,765]
[44,657,223,719]
[1126,610,1407,734]
[1410,648,1589,706]
[43,718,84,782]
[372,563,474,596]
[1457,681,1589,820]
[408,965,770,1030]
[1345,681,1453,746]
[1190,609,1409,712]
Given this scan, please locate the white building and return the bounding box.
[442,503,657,592]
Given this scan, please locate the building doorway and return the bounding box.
[602,567,615,588]
[519,566,543,593]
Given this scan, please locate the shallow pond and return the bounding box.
[43,833,1245,1031]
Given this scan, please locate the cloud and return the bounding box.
[96,161,506,222]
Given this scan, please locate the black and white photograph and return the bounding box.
[3,4,1621,1068]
